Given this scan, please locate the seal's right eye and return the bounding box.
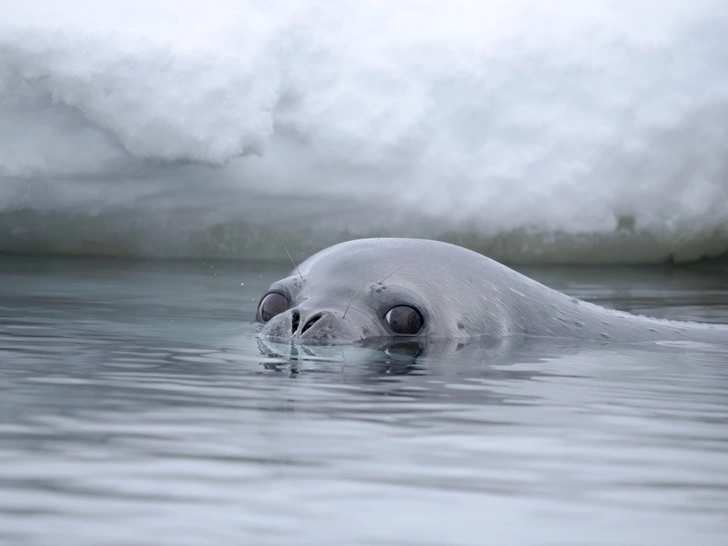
[257,292,288,323]
[385,305,423,335]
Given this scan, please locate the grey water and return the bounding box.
[0,255,727,546]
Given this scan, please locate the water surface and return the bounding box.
[1,256,727,545]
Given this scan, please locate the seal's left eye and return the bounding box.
[385,305,423,335]
[257,292,288,323]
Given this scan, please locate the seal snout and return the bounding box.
[259,306,355,343]
[295,308,350,340]
[290,309,324,336]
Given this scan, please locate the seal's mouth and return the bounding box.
[257,325,357,345]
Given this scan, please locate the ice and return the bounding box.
[1,0,727,262]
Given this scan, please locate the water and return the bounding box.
[2,0,728,262]
[1,255,726,545]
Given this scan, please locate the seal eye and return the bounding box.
[385,306,423,335]
[257,292,288,323]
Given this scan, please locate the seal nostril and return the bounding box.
[291,312,300,334]
[301,314,322,334]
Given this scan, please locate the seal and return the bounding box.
[255,238,728,345]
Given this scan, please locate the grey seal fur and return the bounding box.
[256,238,728,345]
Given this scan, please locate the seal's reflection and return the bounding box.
[373,340,422,375]
[257,338,424,376]
[255,335,565,378]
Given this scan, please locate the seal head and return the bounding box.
[256,238,527,344]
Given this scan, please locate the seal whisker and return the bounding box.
[378,263,410,285]
[342,282,368,320]
[282,243,304,281]
[343,264,410,320]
